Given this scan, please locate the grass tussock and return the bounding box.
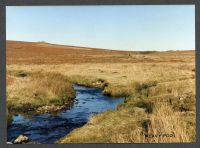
[68,75,108,89]
[144,104,195,143]
[7,71,75,113]
[103,85,130,97]
[58,107,148,143]
[110,104,195,143]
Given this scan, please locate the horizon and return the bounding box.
[6,6,195,51]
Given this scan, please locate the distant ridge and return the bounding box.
[6,40,195,65]
[7,40,194,52]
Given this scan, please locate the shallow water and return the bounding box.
[7,85,124,144]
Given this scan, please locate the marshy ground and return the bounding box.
[6,40,195,143]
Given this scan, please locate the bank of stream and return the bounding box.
[7,84,124,144]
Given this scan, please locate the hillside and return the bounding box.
[6,40,194,64]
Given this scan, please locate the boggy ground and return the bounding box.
[6,40,195,143]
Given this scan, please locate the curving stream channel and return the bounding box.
[7,85,124,144]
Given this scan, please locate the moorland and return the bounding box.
[6,40,195,143]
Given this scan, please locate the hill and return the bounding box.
[6,40,194,64]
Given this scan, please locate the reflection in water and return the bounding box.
[7,85,124,144]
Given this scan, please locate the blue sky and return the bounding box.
[6,6,195,51]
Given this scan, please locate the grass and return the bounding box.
[143,104,195,143]
[58,82,195,143]
[58,104,195,143]
[7,63,195,143]
[68,75,108,89]
[58,107,148,143]
[7,71,75,113]
[6,41,195,143]
[7,109,12,127]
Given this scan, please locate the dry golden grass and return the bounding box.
[109,104,195,143]
[7,62,195,87]
[58,107,148,143]
[145,104,195,143]
[6,41,195,143]
[58,103,195,143]
[57,79,195,143]
[7,71,75,112]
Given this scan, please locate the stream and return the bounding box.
[7,85,124,144]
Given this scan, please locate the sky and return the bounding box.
[6,5,195,51]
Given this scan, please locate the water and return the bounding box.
[7,85,124,144]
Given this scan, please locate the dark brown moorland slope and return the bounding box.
[6,40,194,65]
